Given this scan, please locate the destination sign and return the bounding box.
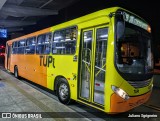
[123,12,149,31]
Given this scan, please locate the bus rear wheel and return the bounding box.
[14,66,19,78]
[57,78,71,104]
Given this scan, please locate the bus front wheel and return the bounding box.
[14,66,19,78]
[57,78,71,104]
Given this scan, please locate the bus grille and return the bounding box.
[128,79,151,88]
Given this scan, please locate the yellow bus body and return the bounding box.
[5,7,153,113]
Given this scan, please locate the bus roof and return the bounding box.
[7,6,147,44]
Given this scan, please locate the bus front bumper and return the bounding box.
[110,91,151,113]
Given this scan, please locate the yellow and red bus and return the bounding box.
[5,7,153,113]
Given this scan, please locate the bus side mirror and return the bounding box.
[117,21,125,40]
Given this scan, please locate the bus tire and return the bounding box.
[14,66,19,78]
[57,78,71,104]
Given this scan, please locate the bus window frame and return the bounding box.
[12,41,18,54]
[17,39,26,54]
[36,32,52,55]
[52,25,78,55]
[25,36,36,55]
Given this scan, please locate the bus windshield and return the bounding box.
[115,12,153,80]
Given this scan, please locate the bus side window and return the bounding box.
[52,26,77,54]
[25,37,36,54]
[12,41,18,54]
[17,39,26,54]
[44,33,51,54]
[36,33,51,54]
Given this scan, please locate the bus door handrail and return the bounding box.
[95,64,106,77]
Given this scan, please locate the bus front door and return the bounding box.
[79,26,108,106]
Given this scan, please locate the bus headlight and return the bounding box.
[111,85,130,100]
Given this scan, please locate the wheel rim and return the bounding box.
[59,83,68,100]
